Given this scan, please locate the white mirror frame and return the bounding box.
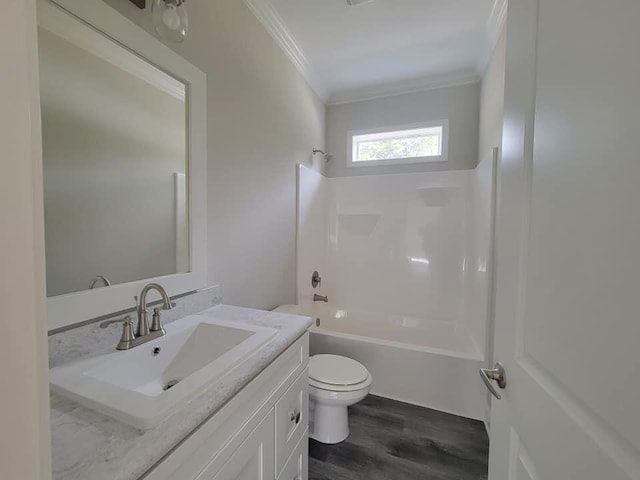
[40,0,208,331]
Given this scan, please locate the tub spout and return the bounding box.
[313,294,328,303]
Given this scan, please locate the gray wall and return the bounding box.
[104,0,326,309]
[326,83,481,178]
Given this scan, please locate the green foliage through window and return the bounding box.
[357,135,440,161]
[352,125,444,163]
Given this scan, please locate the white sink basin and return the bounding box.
[49,315,277,429]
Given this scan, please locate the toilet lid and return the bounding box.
[309,354,369,386]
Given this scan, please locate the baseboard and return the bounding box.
[368,390,484,422]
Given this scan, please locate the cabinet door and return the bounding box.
[197,410,275,480]
[278,429,308,480]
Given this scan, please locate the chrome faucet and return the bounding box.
[313,294,328,303]
[135,283,174,337]
[100,283,174,350]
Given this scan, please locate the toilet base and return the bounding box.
[309,402,349,444]
[308,383,370,444]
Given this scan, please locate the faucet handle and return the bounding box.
[116,316,136,350]
[150,307,166,333]
[99,315,136,350]
[99,315,133,329]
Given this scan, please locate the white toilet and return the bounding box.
[308,354,372,444]
[272,305,372,444]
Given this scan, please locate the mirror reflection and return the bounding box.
[38,21,189,297]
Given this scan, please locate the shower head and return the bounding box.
[313,148,333,162]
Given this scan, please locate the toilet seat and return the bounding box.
[309,374,372,392]
[309,354,372,392]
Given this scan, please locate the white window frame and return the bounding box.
[347,120,449,168]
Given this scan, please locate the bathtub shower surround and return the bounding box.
[297,154,496,420]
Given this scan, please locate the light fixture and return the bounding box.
[151,0,188,43]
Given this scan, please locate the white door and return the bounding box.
[486,1,640,479]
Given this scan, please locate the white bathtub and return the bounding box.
[296,304,487,421]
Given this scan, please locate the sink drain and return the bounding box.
[162,379,181,391]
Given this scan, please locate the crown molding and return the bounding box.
[243,0,328,102]
[327,72,482,106]
[245,0,500,105]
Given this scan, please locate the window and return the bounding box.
[348,121,449,167]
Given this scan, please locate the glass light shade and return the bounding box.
[151,0,188,43]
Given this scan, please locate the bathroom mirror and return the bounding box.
[40,0,207,330]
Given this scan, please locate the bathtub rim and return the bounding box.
[309,326,484,362]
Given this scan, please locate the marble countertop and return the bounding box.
[50,304,312,480]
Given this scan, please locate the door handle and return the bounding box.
[479,362,507,400]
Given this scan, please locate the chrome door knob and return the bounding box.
[480,362,507,400]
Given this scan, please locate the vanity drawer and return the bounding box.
[275,368,309,476]
[278,428,308,480]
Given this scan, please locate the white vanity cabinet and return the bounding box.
[143,333,309,480]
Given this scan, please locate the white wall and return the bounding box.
[104,0,327,309]
[326,82,480,178]
[0,0,51,478]
[479,26,506,159]
[39,28,187,296]
[328,172,471,324]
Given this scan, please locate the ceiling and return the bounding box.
[245,0,506,104]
